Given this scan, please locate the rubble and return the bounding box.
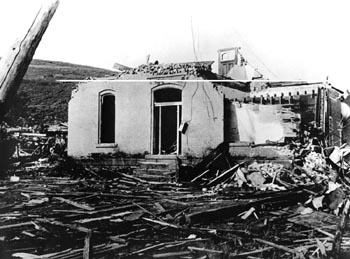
[124,61,214,77]
[1,124,350,258]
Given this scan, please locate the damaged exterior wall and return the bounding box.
[68,76,224,157]
[341,95,350,145]
[68,72,341,159]
[233,102,299,144]
[222,82,342,146]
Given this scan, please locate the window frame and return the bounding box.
[98,89,116,145]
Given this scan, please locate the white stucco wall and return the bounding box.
[68,77,224,157]
[181,80,224,156]
[68,80,152,157]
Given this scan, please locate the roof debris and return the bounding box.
[124,61,214,77]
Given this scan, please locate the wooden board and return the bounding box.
[288,210,340,230]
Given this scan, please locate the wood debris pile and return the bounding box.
[1,128,350,258]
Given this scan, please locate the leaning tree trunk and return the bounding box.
[0,0,59,177]
[0,0,60,119]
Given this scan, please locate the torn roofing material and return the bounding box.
[112,62,132,72]
[125,60,214,77]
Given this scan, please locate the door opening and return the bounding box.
[153,88,182,155]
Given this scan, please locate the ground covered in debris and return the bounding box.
[2,133,350,258]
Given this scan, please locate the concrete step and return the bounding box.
[134,168,175,177]
[136,174,175,182]
[135,157,178,182]
[148,168,175,176]
[138,161,169,169]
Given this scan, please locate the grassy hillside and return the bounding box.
[4,59,117,126]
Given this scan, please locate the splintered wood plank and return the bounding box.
[229,247,273,257]
[53,197,94,211]
[83,230,92,259]
[207,163,242,187]
[75,211,133,224]
[191,169,210,183]
[142,217,180,229]
[0,221,33,230]
[186,191,309,224]
[332,199,350,259]
[188,246,224,254]
[254,238,299,255]
[153,251,191,258]
[36,218,90,233]
[288,210,339,230]
[154,202,166,213]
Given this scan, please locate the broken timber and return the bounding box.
[183,190,310,224]
[206,163,242,187]
[331,199,350,259]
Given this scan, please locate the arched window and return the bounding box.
[100,92,115,143]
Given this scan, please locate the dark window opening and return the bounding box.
[100,94,115,143]
[224,99,239,142]
[154,88,181,102]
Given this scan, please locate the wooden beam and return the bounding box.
[191,169,210,183]
[331,199,350,259]
[53,197,95,211]
[0,0,60,117]
[254,238,300,255]
[184,190,310,224]
[83,230,92,259]
[206,163,241,187]
[0,221,33,230]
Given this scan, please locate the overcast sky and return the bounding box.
[0,0,349,89]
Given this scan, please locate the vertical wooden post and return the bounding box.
[331,199,350,259]
[83,229,92,259]
[0,0,60,118]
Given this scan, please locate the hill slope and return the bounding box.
[4,59,117,126]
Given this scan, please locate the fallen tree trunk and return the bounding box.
[0,0,60,118]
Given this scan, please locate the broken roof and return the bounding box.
[125,61,214,77]
[112,62,132,72]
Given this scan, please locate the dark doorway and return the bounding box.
[153,88,182,155]
[224,99,239,142]
[161,106,178,154]
[100,94,115,143]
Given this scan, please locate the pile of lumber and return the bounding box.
[1,158,350,259]
[1,124,350,258]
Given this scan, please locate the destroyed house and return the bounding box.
[68,59,343,161]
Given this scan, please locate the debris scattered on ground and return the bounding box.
[1,123,350,258]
